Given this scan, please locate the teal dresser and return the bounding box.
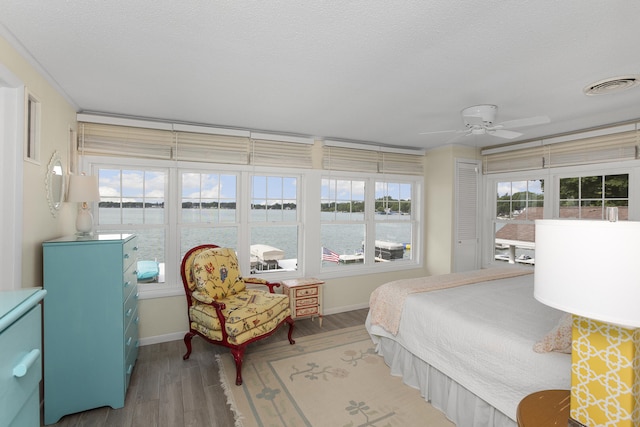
[0,288,46,427]
[42,234,139,425]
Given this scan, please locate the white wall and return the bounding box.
[424,144,479,275]
[0,64,23,290]
[0,34,77,290]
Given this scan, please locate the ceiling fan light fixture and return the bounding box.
[461,104,497,124]
[583,75,640,96]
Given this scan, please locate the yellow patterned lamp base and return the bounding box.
[570,316,640,427]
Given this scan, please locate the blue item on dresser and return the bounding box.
[136,260,159,282]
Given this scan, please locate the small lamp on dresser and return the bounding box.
[534,218,640,427]
[67,173,100,236]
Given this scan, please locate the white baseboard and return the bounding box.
[139,331,185,346]
[138,303,370,346]
[323,302,369,316]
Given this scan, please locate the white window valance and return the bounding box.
[322,142,424,175]
[78,122,313,167]
[482,124,639,174]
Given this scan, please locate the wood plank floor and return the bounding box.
[43,309,369,427]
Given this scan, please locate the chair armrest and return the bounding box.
[244,277,281,293]
[191,290,226,309]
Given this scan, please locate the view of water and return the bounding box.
[98,208,412,265]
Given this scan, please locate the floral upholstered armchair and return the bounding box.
[181,244,295,385]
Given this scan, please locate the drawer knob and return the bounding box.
[126,336,133,346]
[127,364,133,375]
[133,246,139,251]
[135,316,140,324]
[124,254,130,259]
[126,308,133,317]
[124,281,132,288]
[13,349,40,378]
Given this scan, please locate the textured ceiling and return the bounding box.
[1,1,639,150]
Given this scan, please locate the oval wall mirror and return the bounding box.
[46,150,65,217]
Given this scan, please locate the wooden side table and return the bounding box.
[281,278,324,326]
[516,389,570,427]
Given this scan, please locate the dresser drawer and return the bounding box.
[124,310,139,390]
[295,286,318,298]
[0,306,42,427]
[123,286,138,328]
[122,237,139,272]
[123,262,137,301]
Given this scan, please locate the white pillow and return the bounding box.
[533,313,572,354]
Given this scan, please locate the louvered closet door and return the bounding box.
[454,160,480,272]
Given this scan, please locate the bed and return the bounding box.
[365,267,571,427]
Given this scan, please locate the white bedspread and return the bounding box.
[366,274,571,422]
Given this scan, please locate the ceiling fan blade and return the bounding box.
[419,129,458,135]
[488,129,522,139]
[498,115,550,129]
[444,131,470,144]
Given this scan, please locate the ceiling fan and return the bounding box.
[420,105,550,141]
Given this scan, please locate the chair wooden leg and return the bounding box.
[286,317,296,345]
[231,347,246,386]
[183,331,195,360]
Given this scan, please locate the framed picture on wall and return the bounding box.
[68,126,77,174]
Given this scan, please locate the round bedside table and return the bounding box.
[516,389,570,427]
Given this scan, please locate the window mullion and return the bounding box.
[364,176,376,264]
[237,171,251,273]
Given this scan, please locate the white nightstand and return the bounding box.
[282,278,324,326]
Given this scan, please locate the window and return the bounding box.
[180,171,238,255]
[374,181,413,261]
[250,175,300,273]
[25,93,41,162]
[493,179,543,265]
[320,178,366,265]
[559,174,629,220]
[320,177,416,267]
[96,167,168,285]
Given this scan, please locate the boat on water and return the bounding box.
[249,240,407,272]
[373,240,405,260]
[494,253,535,265]
[250,244,286,271]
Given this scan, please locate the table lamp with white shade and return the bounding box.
[534,218,640,427]
[66,173,100,236]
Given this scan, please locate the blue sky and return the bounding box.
[99,169,412,204]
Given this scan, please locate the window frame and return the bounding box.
[319,171,421,275]
[84,156,423,299]
[484,161,640,267]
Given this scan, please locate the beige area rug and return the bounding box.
[216,325,455,427]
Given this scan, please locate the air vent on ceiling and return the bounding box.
[583,75,640,96]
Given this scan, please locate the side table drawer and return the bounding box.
[295,286,318,298]
[295,297,318,308]
[295,306,319,317]
[0,306,42,427]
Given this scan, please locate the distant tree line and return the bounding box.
[320,197,411,214]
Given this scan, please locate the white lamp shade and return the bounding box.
[534,219,640,328]
[67,174,100,202]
